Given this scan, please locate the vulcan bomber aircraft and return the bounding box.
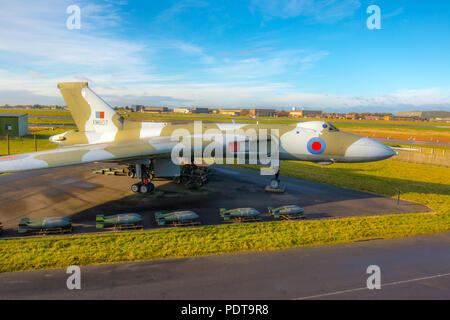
[0,82,396,193]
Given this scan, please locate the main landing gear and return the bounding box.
[173,162,210,190]
[130,162,155,194]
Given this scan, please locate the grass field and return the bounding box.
[337,125,450,143]
[28,118,75,125]
[0,160,448,273]
[0,128,66,156]
[0,109,70,117]
[1,108,448,126]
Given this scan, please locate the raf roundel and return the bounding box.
[307,137,326,155]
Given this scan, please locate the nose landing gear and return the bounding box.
[269,169,281,189]
[265,167,285,193]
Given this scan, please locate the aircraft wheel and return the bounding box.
[140,183,154,194]
[131,183,140,193]
[269,179,280,189]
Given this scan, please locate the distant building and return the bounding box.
[323,113,346,119]
[289,109,322,118]
[385,115,420,121]
[249,109,277,117]
[396,110,450,120]
[191,107,210,114]
[289,111,303,117]
[219,109,242,116]
[174,108,191,114]
[143,106,169,113]
[277,110,290,117]
[0,113,28,136]
[133,106,169,113]
[363,115,384,121]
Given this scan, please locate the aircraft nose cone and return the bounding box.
[345,137,396,161]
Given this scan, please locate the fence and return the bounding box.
[394,147,449,167]
[0,134,39,156]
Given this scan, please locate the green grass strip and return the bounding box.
[0,212,448,273]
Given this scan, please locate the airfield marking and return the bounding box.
[293,272,450,300]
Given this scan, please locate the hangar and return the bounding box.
[0,113,28,137]
[396,110,450,120]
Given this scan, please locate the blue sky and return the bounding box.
[0,0,449,112]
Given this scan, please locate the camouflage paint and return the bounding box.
[0,82,395,173]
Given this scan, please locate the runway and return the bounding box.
[0,164,428,237]
[0,232,448,299]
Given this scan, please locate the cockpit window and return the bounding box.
[327,123,339,132]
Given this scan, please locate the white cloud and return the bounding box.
[0,69,448,112]
[208,49,328,79]
[0,1,146,69]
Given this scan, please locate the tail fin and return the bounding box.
[57,82,125,133]
[155,212,166,226]
[18,218,30,233]
[219,208,229,220]
[19,218,30,226]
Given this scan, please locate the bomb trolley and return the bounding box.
[268,205,305,220]
[96,213,143,230]
[155,211,201,227]
[220,207,261,223]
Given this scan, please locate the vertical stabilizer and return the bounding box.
[57,82,124,133]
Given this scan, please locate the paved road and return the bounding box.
[0,164,428,237]
[1,233,448,299]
